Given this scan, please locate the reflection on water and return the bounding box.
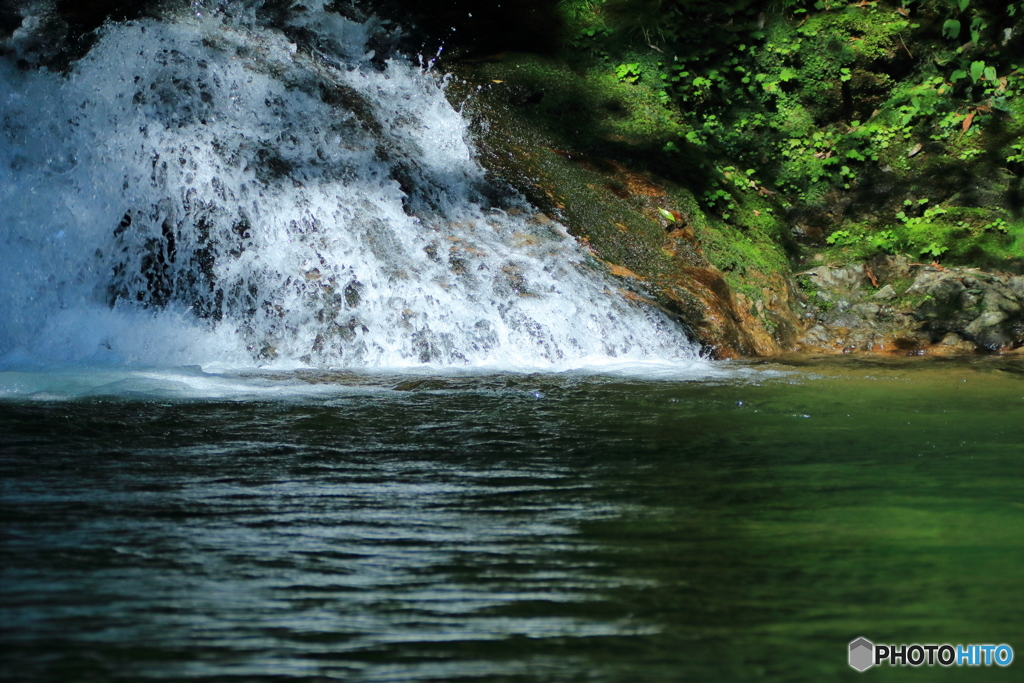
[1,357,1022,681]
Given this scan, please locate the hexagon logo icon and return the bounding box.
[849,637,874,671]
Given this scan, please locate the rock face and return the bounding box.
[795,255,1024,355]
[909,269,1024,350]
[445,56,803,360]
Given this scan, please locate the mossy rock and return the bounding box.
[447,54,803,357]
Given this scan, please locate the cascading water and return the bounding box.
[0,1,700,372]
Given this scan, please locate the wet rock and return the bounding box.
[659,268,770,359]
[965,311,1012,349]
[446,51,806,359]
[1,0,162,71]
[824,311,862,328]
[904,266,946,295]
[939,333,962,346]
[934,332,976,354]
[913,277,969,321]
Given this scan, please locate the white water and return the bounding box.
[0,1,701,385]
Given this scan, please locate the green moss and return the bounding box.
[468,54,685,152]
[449,48,799,322]
[433,0,1024,351]
[677,187,792,300]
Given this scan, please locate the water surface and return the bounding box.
[2,357,1022,681]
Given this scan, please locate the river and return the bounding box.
[2,357,1021,681]
[1,2,1021,680]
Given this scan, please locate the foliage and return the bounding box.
[550,0,1024,271]
[615,62,642,83]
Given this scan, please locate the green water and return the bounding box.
[1,357,1022,681]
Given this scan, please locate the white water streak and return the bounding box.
[0,4,699,372]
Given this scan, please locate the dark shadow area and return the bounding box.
[1,0,166,70]
[487,70,721,200]
[370,0,566,57]
[0,0,22,38]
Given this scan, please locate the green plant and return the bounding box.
[615,62,641,84]
[702,187,737,220]
[546,0,1024,272]
[982,218,1009,234]
[826,229,861,246]
[869,229,900,253]
[920,242,950,258]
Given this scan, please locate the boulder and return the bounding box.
[798,262,1024,355]
[802,264,869,292]
[872,284,898,300]
[866,253,912,284]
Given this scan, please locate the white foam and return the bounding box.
[0,5,701,375]
[0,358,745,401]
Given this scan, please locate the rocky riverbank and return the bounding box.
[4,0,1022,360]
[452,62,1023,358]
[422,0,1024,359]
[795,255,1024,355]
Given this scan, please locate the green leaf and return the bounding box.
[942,19,961,39]
[984,66,997,82]
[957,0,969,11]
[658,208,676,221]
[970,17,985,45]
[970,60,985,83]
[951,69,967,82]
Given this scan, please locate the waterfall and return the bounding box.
[0,1,699,371]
